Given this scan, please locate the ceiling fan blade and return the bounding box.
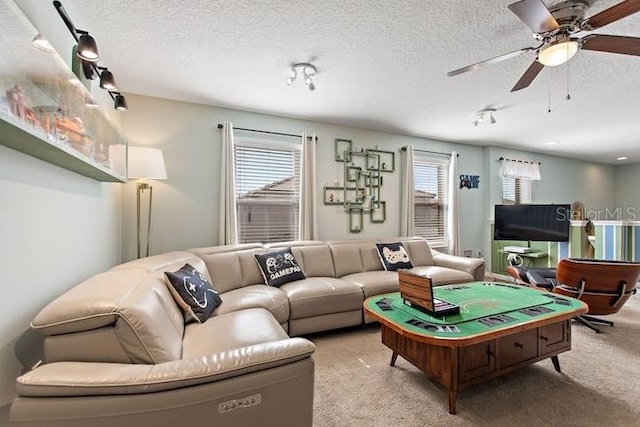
[583,0,640,30]
[508,0,560,33]
[447,47,536,77]
[582,34,640,56]
[511,60,544,92]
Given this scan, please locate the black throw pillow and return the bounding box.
[164,263,222,323]
[376,242,414,271]
[255,248,306,287]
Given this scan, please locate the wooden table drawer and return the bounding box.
[496,329,538,369]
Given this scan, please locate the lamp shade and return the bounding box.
[127,146,168,180]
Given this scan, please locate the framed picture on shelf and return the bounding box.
[349,208,363,233]
[335,139,352,162]
[371,201,386,223]
[323,186,344,205]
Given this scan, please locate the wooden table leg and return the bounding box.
[390,351,398,366]
[448,390,457,414]
[551,355,561,373]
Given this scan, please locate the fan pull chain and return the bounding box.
[566,57,571,101]
[547,70,552,113]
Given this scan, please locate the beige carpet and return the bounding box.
[310,295,640,427]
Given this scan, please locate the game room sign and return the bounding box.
[459,174,479,189]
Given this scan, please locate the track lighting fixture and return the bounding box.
[472,108,497,127]
[53,1,126,111]
[285,63,317,91]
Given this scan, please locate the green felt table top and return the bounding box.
[364,281,587,339]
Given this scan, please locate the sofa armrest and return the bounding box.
[431,250,485,281]
[16,338,315,397]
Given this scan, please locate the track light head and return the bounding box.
[113,93,128,111]
[490,113,497,124]
[82,60,98,80]
[76,32,100,62]
[285,70,297,86]
[99,68,118,91]
[308,81,316,91]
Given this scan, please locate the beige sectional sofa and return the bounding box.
[10,237,484,427]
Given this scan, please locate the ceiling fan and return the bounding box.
[447,0,640,91]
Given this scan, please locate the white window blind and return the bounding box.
[502,177,532,204]
[413,154,450,246]
[234,137,301,244]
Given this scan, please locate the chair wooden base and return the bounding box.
[574,315,614,334]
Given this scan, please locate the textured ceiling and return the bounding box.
[65,0,639,164]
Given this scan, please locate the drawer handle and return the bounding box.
[540,335,548,342]
[514,342,524,349]
[487,349,495,356]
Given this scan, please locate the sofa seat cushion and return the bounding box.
[182,308,288,358]
[409,266,474,285]
[340,271,400,298]
[213,285,289,325]
[280,278,364,320]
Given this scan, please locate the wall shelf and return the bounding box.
[0,0,127,182]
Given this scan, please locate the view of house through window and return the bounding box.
[234,137,301,244]
[413,154,450,247]
[502,177,532,204]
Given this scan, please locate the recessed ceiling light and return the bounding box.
[544,141,557,146]
[617,156,628,161]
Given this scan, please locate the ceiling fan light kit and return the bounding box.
[538,35,579,66]
[447,0,640,92]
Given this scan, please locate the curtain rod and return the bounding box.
[499,157,541,165]
[401,146,459,157]
[217,124,313,140]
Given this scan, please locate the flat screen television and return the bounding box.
[494,204,571,242]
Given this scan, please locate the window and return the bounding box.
[234,137,301,244]
[502,177,532,204]
[413,154,450,247]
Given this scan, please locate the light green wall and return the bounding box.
[615,164,640,222]
[0,146,122,405]
[121,94,488,260]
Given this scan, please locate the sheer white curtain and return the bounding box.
[501,158,541,180]
[447,151,460,255]
[218,122,238,245]
[400,145,415,236]
[299,133,318,240]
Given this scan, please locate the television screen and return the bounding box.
[494,204,571,242]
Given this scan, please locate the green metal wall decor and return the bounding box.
[323,139,395,232]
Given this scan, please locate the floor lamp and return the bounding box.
[127,146,168,259]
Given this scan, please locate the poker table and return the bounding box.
[364,281,588,414]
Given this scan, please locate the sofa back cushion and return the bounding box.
[190,244,266,293]
[328,239,383,277]
[32,251,205,364]
[291,245,336,277]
